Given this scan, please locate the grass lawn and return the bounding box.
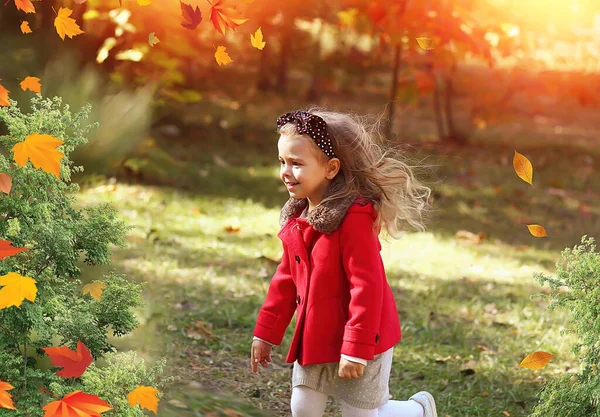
[69,103,599,416]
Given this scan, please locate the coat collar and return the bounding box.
[279,174,359,234]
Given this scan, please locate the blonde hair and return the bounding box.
[277,105,437,240]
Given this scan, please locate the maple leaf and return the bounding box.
[519,351,553,369]
[250,27,266,50]
[338,8,358,27]
[82,281,105,301]
[14,0,35,13]
[208,0,248,36]
[0,81,10,106]
[180,1,202,30]
[54,7,85,40]
[20,76,41,94]
[148,31,160,47]
[0,272,37,310]
[42,390,112,417]
[0,239,28,260]
[127,386,160,413]
[0,381,16,410]
[0,174,11,194]
[513,150,533,184]
[215,46,233,66]
[11,132,65,180]
[42,341,93,378]
[21,21,32,34]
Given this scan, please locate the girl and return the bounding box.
[250,107,437,417]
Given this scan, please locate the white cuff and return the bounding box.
[253,336,275,347]
[341,354,368,366]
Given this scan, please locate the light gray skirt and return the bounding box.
[292,346,394,409]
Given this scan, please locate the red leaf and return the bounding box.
[180,0,202,30]
[0,239,29,260]
[42,341,93,378]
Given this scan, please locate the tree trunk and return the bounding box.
[442,71,467,145]
[276,28,290,94]
[384,42,402,140]
[432,71,446,140]
[256,38,272,91]
[306,20,324,102]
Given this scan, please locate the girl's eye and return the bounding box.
[279,160,300,166]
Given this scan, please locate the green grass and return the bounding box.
[69,129,598,416]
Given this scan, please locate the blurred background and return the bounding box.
[1,0,599,416]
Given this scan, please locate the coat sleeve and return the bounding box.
[253,243,297,346]
[339,212,384,360]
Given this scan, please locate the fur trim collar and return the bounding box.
[279,174,358,234]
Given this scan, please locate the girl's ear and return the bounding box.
[326,158,341,179]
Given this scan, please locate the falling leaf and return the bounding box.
[20,21,32,34]
[0,239,28,259]
[180,1,202,30]
[42,390,112,416]
[0,381,16,410]
[0,174,11,194]
[42,340,93,378]
[215,46,233,66]
[519,351,553,369]
[0,81,10,106]
[127,386,160,413]
[527,224,547,237]
[14,0,35,13]
[513,150,533,184]
[11,132,65,180]
[20,76,41,94]
[148,32,160,47]
[54,7,85,40]
[416,37,435,50]
[82,281,105,301]
[225,217,240,233]
[209,0,248,36]
[0,272,37,310]
[137,0,152,5]
[250,27,266,50]
[73,0,87,3]
[338,8,358,27]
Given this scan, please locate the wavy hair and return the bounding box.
[277,105,437,240]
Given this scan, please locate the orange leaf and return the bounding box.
[0,81,10,106]
[519,351,553,369]
[20,76,41,94]
[215,46,233,66]
[0,174,11,194]
[14,0,35,13]
[209,0,248,36]
[513,150,533,184]
[416,37,435,50]
[127,386,160,413]
[42,390,112,417]
[526,224,547,237]
[54,7,85,40]
[11,132,65,179]
[0,381,17,410]
[0,239,28,259]
[42,341,93,378]
[0,272,37,310]
[82,281,105,301]
[180,1,202,30]
[21,21,32,34]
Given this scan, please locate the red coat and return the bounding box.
[253,191,402,366]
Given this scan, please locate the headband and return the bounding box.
[276,110,336,159]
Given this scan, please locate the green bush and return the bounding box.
[529,235,600,417]
[0,95,174,416]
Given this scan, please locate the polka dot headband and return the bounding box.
[276,111,337,159]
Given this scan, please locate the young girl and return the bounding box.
[250,107,437,417]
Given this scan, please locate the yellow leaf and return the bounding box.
[137,0,152,5]
[11,132,65,180]
[519,351,553,369]
[14,0,35,13]
[54,7,85,40]
[20,76,41,94]
[526,224,547,237]
[0,272,37,310]
[21,21,32,34]
[148,32,160,47]
[0,81,9,107]
[513,150,533,184]
[214,46,233,66]
[127,386,160,413]
[338,8,358,27]
[416,36,435,50]
[250,27,265,50]
[82,282,105,301]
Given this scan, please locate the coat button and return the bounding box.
[375,334,380,344]
[295,255,300,263]
[296,295,301,304]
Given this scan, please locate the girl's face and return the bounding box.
[278,134,338,205]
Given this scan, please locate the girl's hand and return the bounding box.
[338,357,365,379]
[250,340,273,373]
